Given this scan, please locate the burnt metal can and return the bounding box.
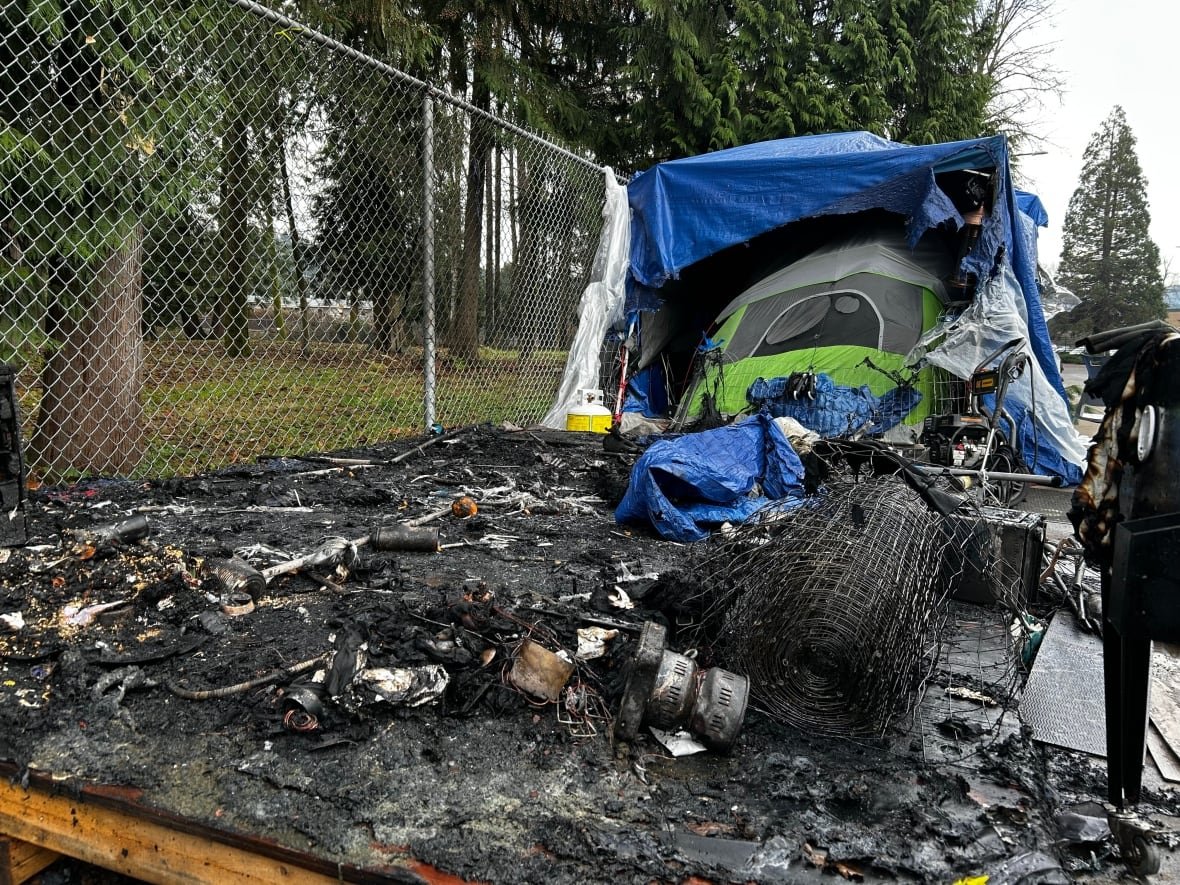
[370,524,439,552]
[646,650,698,729]
[690,668,750,753]
[76,514,150,545]
[205,556,266,600]
[615,620,750,753]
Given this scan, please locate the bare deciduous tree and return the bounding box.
[973,0,1064,151]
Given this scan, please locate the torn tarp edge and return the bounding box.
[615,412,805,542]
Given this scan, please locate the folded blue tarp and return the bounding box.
[622,364,669,417]
[1015,189,1049,227]
[615,412,805,542]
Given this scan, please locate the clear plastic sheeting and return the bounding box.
[909,263,1088,483]
[541,169,631,429]
[1016,190,1080,325]
[1036,266,1081,323]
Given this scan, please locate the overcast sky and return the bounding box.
[1017,0,1179,282]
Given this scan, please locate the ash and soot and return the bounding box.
[0,426,1174,884]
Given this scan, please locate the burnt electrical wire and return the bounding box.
[166,654,327,701]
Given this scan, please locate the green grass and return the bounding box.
[17,337,571,480]
[135,340,568,477]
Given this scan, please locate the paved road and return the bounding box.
[1059,361,1087,390]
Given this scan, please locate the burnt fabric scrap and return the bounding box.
[1071,325,1180,568]
[615,411,805,542]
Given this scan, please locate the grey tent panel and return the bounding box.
[725,273,927,359]
[636,229,953,371]
[716,239,950,324]
[636,302,698,370]
[763,295,836,346]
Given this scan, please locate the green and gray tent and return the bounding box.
[681,237,949,424]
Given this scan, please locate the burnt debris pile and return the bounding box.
[693,475,964,736]
[2,424,1176,882]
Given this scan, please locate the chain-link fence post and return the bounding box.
[2,0,608,480]
[422,93,437,431]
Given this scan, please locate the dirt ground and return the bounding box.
[2,426,1177,883]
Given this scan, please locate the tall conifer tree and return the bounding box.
[1053,106,1165,339]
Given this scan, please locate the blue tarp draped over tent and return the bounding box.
[615,412,805,542]
[625,132,1066,401]
[1015,189,1049,228]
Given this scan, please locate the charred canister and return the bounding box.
[205,556,267,600]
[615,620,750,753]
[75,514,150,545]
[370,525,440,552]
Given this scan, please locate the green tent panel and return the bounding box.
[682,239,949,424]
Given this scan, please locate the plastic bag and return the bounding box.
[541,168,630,428]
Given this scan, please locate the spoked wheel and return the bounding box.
[981,443,1028,508]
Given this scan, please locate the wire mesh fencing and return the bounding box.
[683,466,1031,739]
[691,477,957,737]
[1,0,608,481]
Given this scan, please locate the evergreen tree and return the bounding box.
[880,0,993,144]
[1052,107,1165,340]
[0,0,209,475]
[622,0,732,163]
[306,0,624,362]
[612,0,995,167]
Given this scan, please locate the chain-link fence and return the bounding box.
[1,0,609,480]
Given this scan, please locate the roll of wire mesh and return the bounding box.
[699,476,957,737]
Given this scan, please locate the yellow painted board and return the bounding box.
[0,779,346,885]
[0,836,61,885]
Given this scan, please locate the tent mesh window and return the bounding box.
[689,475,1017,737]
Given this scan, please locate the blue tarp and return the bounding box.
[622,364,669,417]
[1015,189,1049,228]
[747,374,922,437]
[615,412,805,542]
[625,132,1066,402]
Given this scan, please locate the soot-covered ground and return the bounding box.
[1,426,1176,883]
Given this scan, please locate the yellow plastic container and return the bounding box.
[566,388,612,433]
[566,406,612,433]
